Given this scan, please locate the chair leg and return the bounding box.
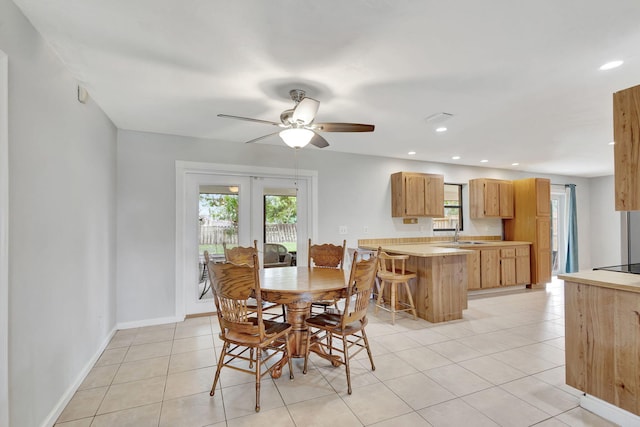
[342,334,352,394]
[284,332,294,380]
[198,278,210,299]
[255,346,261,412]
[390,283,397,325]
[362,328,375,371]
[375,281,386,314]
[210,342,228,396]
[303,326,313,374]
[403,281,418,320]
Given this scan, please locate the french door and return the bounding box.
[177,163,314,316]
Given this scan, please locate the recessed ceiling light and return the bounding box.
[512,162,520,166]
[608,141,615,145]
[480,159,489,163]
[408,151,416,155]
[451,156,461,160]
[435,127,447,133]
[599,60,624,70]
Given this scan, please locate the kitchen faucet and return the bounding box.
[453,222,460,243]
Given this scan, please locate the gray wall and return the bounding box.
[589,175,622,267]
[1,0,118,425]
[117,130,594,324]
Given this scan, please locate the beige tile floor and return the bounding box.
[55,278,619,427]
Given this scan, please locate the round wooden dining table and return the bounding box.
[260,266,347,361]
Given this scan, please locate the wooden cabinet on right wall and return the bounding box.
[613,84,640,210]
[469,178,514,219]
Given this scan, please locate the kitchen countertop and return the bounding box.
[360,240,532,258]
[359,243,474,257]
[559,270,640,294]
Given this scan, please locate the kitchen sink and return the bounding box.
[456,241,486,244]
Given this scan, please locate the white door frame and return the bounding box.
[175,161,317,318]
[551,189,567,275]
[1,50,10,427]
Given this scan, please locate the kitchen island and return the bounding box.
[359,242,473,323]
[559,270,640,422]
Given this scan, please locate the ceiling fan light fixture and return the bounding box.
[279,128,314,148]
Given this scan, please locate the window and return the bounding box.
[433,183,463,231]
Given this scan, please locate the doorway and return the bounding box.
[176,162,316,316]
[550,189,566,275]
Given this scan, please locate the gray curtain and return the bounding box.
[565,184,579,273]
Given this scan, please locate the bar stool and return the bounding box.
[375,251,417,324]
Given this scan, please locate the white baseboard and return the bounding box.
[580,393,640,427]
[116,315,184,330]
[39,315,186,426]
[40,327,117,427]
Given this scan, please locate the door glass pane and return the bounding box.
[263,188,297,267]
[198,184,240,299]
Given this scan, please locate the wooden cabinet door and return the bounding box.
[614,84,640,210]
[404,174,426,216]
[424,174,444,217]
[480,248,501,288]
[515,246,531,285]
[500,248,516,286]
[535,179,551,217]
[536,217,552,284]
[483,180,501,217]
[501,258,516,286]
[467,250,481,290]
[499,181,514,218]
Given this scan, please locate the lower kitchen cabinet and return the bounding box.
[480,248,501,288]
[515,246,531,284]
[477,245,531,289]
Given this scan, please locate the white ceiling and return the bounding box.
[12,0,640,177]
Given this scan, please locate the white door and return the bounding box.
[177,164,314,317]
[183,174,251,315]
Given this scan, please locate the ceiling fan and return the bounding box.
[217,89,375,149]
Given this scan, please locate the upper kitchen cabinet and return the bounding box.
[504,177,551,286]
[469,178,514,218]
[391,172,444,217]
[613,84,640,210]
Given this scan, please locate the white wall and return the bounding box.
[589,175,622,267]
[0,1,118,425]
[117,130,594,324]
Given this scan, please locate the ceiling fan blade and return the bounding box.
[292,98,320,124]
[313,122,375,132]
[218,114,282,127]
[245,131,281,144]
[309,132,330,148]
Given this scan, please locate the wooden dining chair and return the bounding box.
[208,255,294,412]
[375,251,418,324]
[224,240,286,320]
[303,249,379,394]
[308,238,346,313]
